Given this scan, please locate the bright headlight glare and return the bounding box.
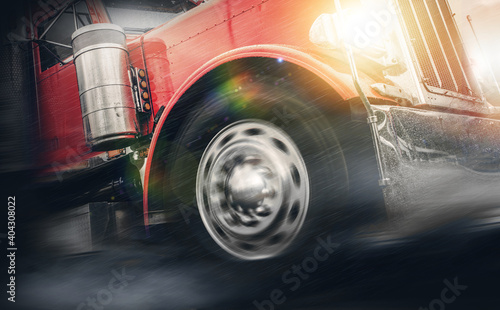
[310,1,396,57]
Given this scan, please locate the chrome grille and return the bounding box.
[397,0,478,97]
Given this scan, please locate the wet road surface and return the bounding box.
[6,213,500,310]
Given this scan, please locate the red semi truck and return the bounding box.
[3,0,500,260]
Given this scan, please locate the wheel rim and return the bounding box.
[196,120,310,260]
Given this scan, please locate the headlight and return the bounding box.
[309,13,340,50]
[310,1,397,58]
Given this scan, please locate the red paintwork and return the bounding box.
[34,1,149,173]
[33,1,96,172]
[31,0,388,216]
[87,0,111,23]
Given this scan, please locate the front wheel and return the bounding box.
[165,74,348,260]
[196,119,311,260]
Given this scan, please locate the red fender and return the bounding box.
[142,44,379,226]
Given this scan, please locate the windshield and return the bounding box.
[103,0,197,33]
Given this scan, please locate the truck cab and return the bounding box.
[4,0,500,260]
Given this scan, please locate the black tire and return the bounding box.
[163,74,349,261]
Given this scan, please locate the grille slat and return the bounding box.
[398,0,441,88]
[426,0,464,91]
[413,0,456,91]
[397,0,478,97]
[436,0,477,96]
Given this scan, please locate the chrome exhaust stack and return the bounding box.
[71,24,139,151]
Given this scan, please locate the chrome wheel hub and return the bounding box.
[196,120,309,260]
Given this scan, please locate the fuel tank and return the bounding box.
[71,24,139,151]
